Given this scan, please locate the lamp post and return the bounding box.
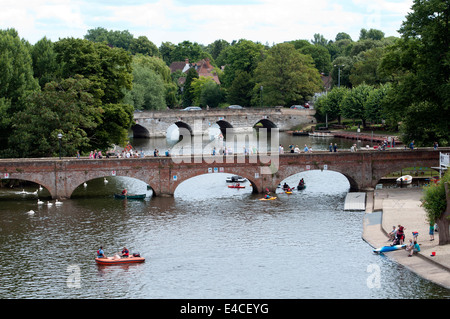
[260,86,263,108]
[334,64,345,87]
[57,133,63,159]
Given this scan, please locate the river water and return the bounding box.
[0,134,449,299]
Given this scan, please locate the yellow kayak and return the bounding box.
[259,196,277,201]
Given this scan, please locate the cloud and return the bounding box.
[0,0,413,45]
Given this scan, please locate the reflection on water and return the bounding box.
[1,169,449,299]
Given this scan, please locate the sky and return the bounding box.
[0,0,414,46]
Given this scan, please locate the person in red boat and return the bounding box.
[122,247,129,258]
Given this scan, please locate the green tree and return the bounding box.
[0,29,39,156]
[380,0,450,146]
[340,83,373,128]
[129,36,160,57]
[9,76,100,157]
[182,67,199,107]
[364,83,391,124]
[359,28,385,41]
[422,171,450,245]
[300,44,332,75]
[316,86,349,124]
[252,43,323,107]
[31,37,59,88]
[227,70,254,107]
[350,46,389,86]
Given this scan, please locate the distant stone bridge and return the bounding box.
[132,108,316,138]
[0,148,446,199]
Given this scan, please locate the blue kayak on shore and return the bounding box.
[373,244,406,253]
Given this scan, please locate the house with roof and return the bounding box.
[170,58,221,85]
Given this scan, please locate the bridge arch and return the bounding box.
[216,120,233,138]
[131,124,150,138]
[254,119,277,130]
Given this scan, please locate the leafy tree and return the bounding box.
[227,70,254,107]
[422,171,450,245]
[359,28,385,41]
[316,86,349,124]
[311,33,328,46]
[335,32,352,42]
[182,67,199,107]
[350,47,389,86]
[252,43,323,107]
[222,39,266,88]
[0,29,39,155]
[9,76,100,157]
[31,37,59,88]
[129,36,160,57]
[331,56,353,88]
[123,60,166,110]
[364,83,391,123]
[379,0,450,146]
[205,39,230,61]
[85,27,134,51]
[300,44,332,75]
[340,83,373,128]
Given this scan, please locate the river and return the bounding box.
[0,134,449,299]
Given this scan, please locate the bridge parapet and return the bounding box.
[0,147,447,199]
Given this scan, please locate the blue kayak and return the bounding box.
[373,244,405,253]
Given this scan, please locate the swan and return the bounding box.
[47,201,53,207]
[83,182,87,188]
[26,210,35,215]
[39,185,43,191]
[104,178,108,184]
[55,199,63,206]
[20,189,26,194]
[32,189,38,195]
[37,199,44,205]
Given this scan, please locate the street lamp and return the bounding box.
[57,133,63,159]
[260,86,263,108]
[334,64,345,87]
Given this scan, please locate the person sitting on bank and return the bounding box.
[122,247,129,258]
[408,241,420,257]
[121,189,128,196]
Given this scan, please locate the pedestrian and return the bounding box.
[388,225,397,241]
[433,142,438,150]
[429,222,435,241]
[76,150,80,159]
[409,140,414,150]
[329,143,333,152]
[333,143,337,152]
[396,225,405,244]
[408,241,420,257]
[303,144,309,153]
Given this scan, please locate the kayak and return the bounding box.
[259,196,277,201]
[228,185,245,189]
[297,185,306,190]
[114,194,146,199]
[285,191,292,194]
[95,255,146,265]
[373,244,405,253]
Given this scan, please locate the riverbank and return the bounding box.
[362,188,450,290]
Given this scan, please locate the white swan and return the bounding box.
[47,201,53,207]
[26,210,35,215]
[32,189,38,195]
[104,178,108,184]
[55,199,63,206]
[37,199,44,205]
[39,185,43,191]
[83,182,87,188]
[20,189,26,194]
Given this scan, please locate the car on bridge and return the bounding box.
[183,106,202,111]
[290,105,305,110]
[227,105,244,109]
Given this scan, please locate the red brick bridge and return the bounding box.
[0,148,446,199]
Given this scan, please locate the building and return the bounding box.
[170,58,221,85]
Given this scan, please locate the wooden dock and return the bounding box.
[344,192,366,211]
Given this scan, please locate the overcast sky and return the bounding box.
[0,0,413,45]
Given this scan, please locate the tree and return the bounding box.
[222,39,266,88]
[340,84,373,128]
[252,43,323,107]
[129,36,160,57]
[422,171,450,245]
[0,29,39,156]
[227,70,254,107]
[316,86,349,124]
[31,37,59,88]
[380,0,450,146]
[300,44,332,75]
[182,67,199,107]
[8,76,100,157]
[350,47,389,86]
[364,83,391,124]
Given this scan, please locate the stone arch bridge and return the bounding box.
[132,108,316,138]
[0,148,446,199]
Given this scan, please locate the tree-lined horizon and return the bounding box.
[0,0,448,158]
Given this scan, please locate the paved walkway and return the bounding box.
[362,187,450,290]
